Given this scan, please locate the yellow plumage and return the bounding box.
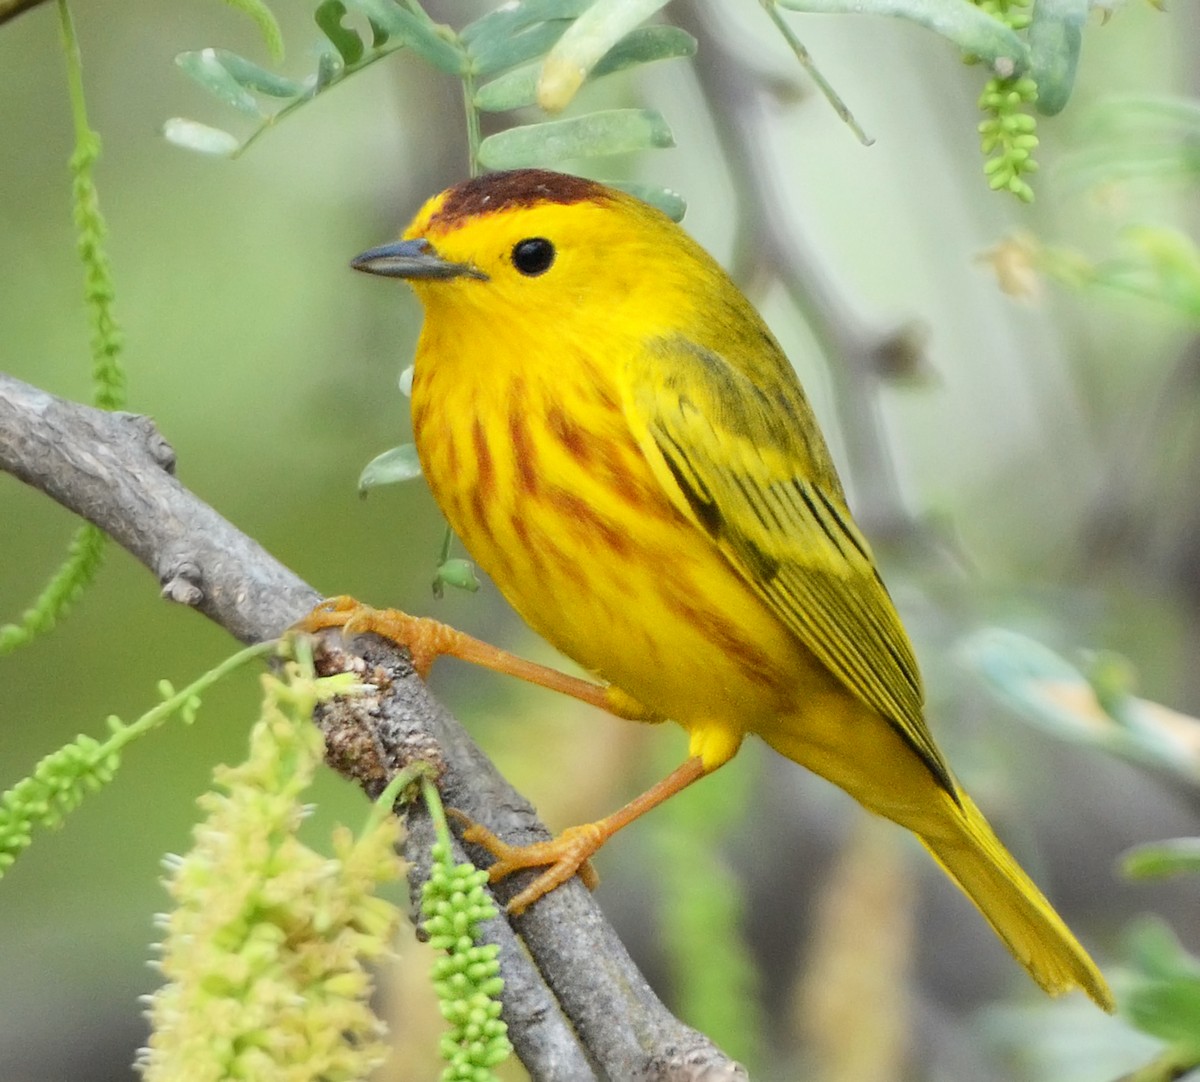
[352,168,1113,1010]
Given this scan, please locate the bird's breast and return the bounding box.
[409,340,807,728]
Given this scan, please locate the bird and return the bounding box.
[311,167,1113,1010]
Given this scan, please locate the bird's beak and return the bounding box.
[350,238,487,281]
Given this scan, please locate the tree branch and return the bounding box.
[0,371,746,1082]
[675,2,928,543]
[0,0,50,29]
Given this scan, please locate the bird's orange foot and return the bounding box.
[450,810,603,916]
[297,595,464,678]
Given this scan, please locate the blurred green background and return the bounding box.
[2,1,1199,1079]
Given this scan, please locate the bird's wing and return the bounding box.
[628,334,955,795]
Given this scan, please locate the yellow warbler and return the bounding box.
[329,168,1112,1010]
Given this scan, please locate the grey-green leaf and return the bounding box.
[774,0,1029,72]
[211,50,306,98]
[162,118,241,156]
[343,0,467,74]
[606,180,686,220]
[315,0,365,65]
[358,444,423,492]
[434,558,481,593]
[315,44,344,90]
[1122,839,1200,881]
[468,20,573,78]
[1028,0,1085,116]
[461,0,593,46]
[537,0,673,111]
[594,24,695,74]
[475,25,695,112]
[477,108,674,169]
[176,50,264,118]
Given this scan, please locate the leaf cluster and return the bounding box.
[169,0,694,215]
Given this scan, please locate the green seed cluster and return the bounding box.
[979,75,1040,202]
[974,0,1033,31]
[0,658,245,879]
[0,728,121,872]
[420,842,512,1081]
[972,0,1040,202]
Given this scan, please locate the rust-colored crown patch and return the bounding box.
[428,169,609,231]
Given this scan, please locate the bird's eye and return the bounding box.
[511,238,555,277]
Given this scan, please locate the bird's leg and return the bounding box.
[299,595,682,912]
[298,596,655,720]
[452,756,708,915]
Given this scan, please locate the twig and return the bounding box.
[675,1,928,542]
[0,0,50,28]
[0,371,746,1082]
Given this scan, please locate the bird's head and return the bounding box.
[351,169,704,335]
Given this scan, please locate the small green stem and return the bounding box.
[0,523,105,655]
[58,0,125,409]
[1117,1047,1200,1082]
[421,774,454,852]
[463,71,482,176]
[104,640,277,756]
[57,0,89,143]
[366,760,438,832]
[759,0,871,145]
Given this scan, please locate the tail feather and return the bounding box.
[920,791,1114,1011]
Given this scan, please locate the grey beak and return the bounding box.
[350,238,487,280]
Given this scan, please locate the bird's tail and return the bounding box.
[918,790,1114,1012]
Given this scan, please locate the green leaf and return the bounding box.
[536,0,672,112]
[474,25,695,112]
[468,20,573,79]
[433,558,481,594]
[474,64,544,112]
[1128,918,1200,982]
[343,0,467,74]
[461,0,592,46]
[315,44,344,91]
[477,108,674,169]
[606,180,685,220]
[1028,0,1085,116]
[774,0,1029,72]
[220,0,286,61]
[1124,920,1200,1052]
[959,628,1200,783]
[358,444,423,492]
[209,49,305,97]
[1122,839,1200,881]
[593,24,695,72]
[176,49,264,117]
[162,118,242,156]
[315,0,365,65]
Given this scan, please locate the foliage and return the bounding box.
[167,0,693,215]
[983,97,1200,308]
[1119,920,1200,1075]
[0,642,276,877]
[169,0,1129,204]
[0,0,126,656]
[963,629,1200,1077]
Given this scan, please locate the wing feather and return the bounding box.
[629,335,954,795]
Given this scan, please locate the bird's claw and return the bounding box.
[295,596,449,677]
[449,809,602,916]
